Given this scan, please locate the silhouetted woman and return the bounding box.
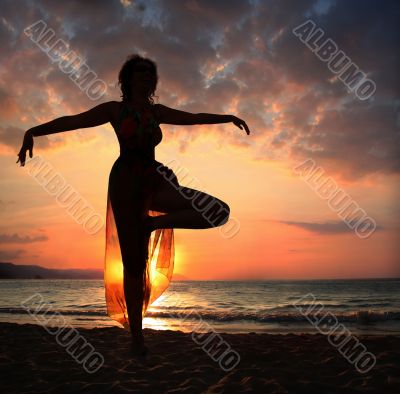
[17,54,250,356]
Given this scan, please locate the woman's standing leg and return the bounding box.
[123,267,146,348]
[109,162,148,354]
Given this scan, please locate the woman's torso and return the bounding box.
[110,101,163,164]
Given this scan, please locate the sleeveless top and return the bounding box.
[115,102,163,164]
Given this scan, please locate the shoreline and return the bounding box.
[1,322,399,393]
[1,316,399,337]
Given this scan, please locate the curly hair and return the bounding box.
[118,54,158,104]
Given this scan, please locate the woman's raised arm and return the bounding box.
[17,101,117,166]
[29,101,116,137]
[156,103,251,135]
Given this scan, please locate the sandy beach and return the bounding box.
[0,322,399,393]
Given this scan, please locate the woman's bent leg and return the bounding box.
[149,184,230,230]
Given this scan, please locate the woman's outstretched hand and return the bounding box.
[231,115,250,135]
[16,130,34,167]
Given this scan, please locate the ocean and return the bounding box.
[0,279,399,335]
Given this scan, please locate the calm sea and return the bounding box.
[0,279,399,335]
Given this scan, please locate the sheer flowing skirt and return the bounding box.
[103,157,176,328]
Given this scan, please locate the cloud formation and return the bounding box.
[0,249,26,260]
[0,233,49,244]
[281,220,383,235]
[0,0,398,180]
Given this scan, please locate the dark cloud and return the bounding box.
[0,249,25,260]
[281,220,383,234]
[0,0,398,180]
[263,0,400,178]
[291,102,400,177]
[0,125,54,151]
[0,233,49,244]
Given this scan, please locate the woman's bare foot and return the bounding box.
[131,334,148,357]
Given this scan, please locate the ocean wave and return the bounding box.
[1,307,399,323]
[144,310,400,323]
[0,307,107,316]
[282,302,393,309]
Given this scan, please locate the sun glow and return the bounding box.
[106,259,124,283]
[105,231,182,285]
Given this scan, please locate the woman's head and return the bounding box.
[118,54,158,103]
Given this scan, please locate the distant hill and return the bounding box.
[0,262,103,279]
[0,262,190,280]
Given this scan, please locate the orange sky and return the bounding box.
[1,123,398,279]
[0,0,399,279]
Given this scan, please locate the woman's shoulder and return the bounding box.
[150,103,163,125]
[103,101,127,128]
[107,100,124,115]
[151,102,159,117]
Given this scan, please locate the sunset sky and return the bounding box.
[0,0,399,279]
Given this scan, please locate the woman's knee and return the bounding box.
[200,197,230,227]
[123,261,146,278]
[111,207,147,277]
[150,184,230,227]
[217,200,230,226]
[120,243,146,277]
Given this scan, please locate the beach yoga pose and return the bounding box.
[16,54,251,356]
